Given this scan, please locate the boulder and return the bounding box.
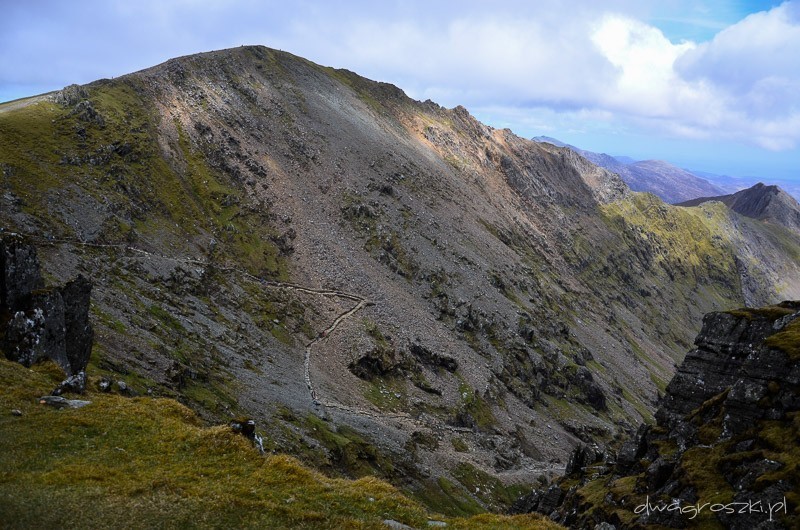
[52,371,87,395]
[3,290,68,370]
[38,395,91,409]
[1,237,93,375]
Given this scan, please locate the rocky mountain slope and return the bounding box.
[532,137,726,204]
[517,301,799,529]
[2,46,800,513]
[678,183,800,236]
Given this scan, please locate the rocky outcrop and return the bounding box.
[61,275,94,375]
[516,301,800,529]
[656,302,800,446]
[0,236,93,376]
[0,235,44,311]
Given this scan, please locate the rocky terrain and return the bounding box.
[678,183,800,236]
[0,235,93,377]
[516,301,799,529]
[532,137,727,204]
[2,45,800,514]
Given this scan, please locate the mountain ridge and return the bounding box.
[532,136,726,203]
[2,45,799,515]
[677,182,800,236]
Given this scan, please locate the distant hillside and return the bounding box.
[678,182,800,236]
[532,137,725,203]
[619,160,726,204]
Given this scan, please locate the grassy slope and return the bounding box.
[0,359,561,529]
[0,82,285,278]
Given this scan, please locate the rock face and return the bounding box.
[60,275,94,375]
[517,301,800,529]
[656,302,800,445]
[0,235,44,311]
[0,236,93,375]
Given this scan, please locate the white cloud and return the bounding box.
[303,2,800,151]
[591,15,697,116]
[1,0,799,153]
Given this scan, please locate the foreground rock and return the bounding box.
[38,395,92,409]
[516,301,800,529]
[0,236,93,375]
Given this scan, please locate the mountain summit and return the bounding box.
[2,45,800,515]
[678,182,800,236]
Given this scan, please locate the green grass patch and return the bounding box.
[0,358,562,529]
[452,462,532,512]
[458,381,496,429]
[766,318,800,360]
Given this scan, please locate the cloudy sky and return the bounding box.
[1,1,798,182]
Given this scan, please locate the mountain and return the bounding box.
[2,46,800,516]
[517,301,800,529]
[678,183,800,236]
[690,169,754,192]
[617,160,727,204]
[532,137,727,203]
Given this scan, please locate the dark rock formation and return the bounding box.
[565,443,601,476]
[0,237,93,375]
[230,418,264,454]
[0,235,44,312]
[348,346,412,380]
[3,288,67,369]
[408,342,458,372]
[52,371,87,396]
[573,365,607,411]
[61,276,94,375]
[97,377,112,392]
[517,301,800,529]
[657,302,800,445]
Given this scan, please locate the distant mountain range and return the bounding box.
[532,136,800,204]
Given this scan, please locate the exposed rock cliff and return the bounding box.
[0,235,93,375]
[518,301,800,529]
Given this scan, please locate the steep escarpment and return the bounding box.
[0,235,93,376]
[1,45,799,513]
[519,302,799,529]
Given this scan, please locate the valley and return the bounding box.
[1,45,799,523]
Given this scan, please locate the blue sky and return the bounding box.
[1,1,798,182]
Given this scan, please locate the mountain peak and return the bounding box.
[678,182,800,235]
